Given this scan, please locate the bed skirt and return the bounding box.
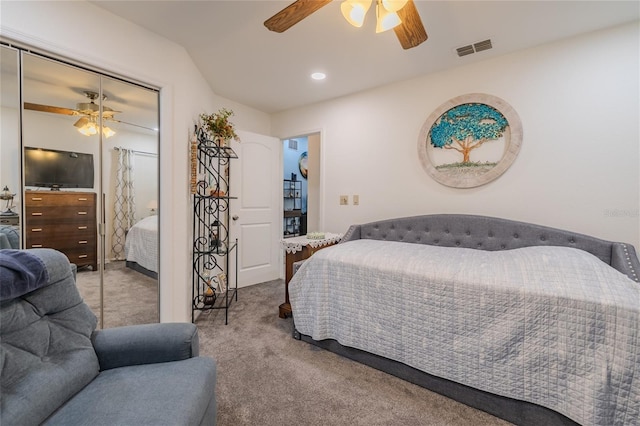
[125,260,158,279]
[294,329,578,426]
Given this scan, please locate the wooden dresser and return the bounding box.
[25,191,97,270]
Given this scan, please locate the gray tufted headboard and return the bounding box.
[341,214,640,283]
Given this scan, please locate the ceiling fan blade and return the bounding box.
[394,0,428,50]
[24,102,77,116]
[264,0,332,33]
[111,119,157,132]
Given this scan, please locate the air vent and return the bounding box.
[456,45,475,57]
[456,39,493,57]
[474,39,492,52]
[288,139,298,150]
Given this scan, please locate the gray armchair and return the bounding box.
[0,224,19,249]
[0,248,217,426]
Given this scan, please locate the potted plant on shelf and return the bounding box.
[200,108,240,146]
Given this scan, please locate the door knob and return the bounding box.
[232,215,239,221]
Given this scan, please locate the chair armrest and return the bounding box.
[0,233,11,249]
[91,322,200,371]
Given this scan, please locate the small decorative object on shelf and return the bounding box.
[199,108,241,147]
[0,185,17,217]
[208,188,226,197]
[190,133,198,194]
[202,270,216,306]
[191,122,239,324]
[217,273,228,293]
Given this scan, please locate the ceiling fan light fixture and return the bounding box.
[264,0,427,50]
[74,116,90,129]
[78,121,98,136]
[375,1,402,33]
[75,116,98,136]
[74,116,115,138]
[341,0,372,28]
[102,126,116,138]
[381,0,408,13]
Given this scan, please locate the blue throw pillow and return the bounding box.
[0,249,49,301]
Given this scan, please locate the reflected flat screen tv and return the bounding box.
[24,147,94,189]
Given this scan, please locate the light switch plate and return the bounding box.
[340,195,348,205]
[353,195,359,205]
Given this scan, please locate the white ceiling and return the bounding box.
[88,1,640,113]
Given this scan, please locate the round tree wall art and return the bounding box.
[418,93,522,188]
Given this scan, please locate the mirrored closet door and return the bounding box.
[16,51,160,328]
[0,46,21,245]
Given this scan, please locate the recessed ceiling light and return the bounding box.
[311,72,326,81]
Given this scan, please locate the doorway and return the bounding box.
[282,132,320,237]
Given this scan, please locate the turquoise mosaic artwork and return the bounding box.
[428,103,508,167]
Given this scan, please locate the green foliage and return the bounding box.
[200,108,240,142]
[429,103,508,149]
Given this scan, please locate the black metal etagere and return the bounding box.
[191,127,238,324]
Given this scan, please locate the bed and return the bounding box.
[289,214,640,426]
[124,215,158,279]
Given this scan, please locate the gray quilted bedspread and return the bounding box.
[289,239,640,426]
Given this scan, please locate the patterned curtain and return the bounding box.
[112,148,136,260]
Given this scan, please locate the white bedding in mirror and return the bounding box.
[124,215,158,274]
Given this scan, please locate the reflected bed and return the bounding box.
[125,215,158,279]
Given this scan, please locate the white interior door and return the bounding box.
[229,130,281,287]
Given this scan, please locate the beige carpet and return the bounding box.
[74,266,511,425]
[75,260,159,328]
[195,280,513,426]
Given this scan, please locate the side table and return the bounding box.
[0,214,19,226]
[279,233,342,318]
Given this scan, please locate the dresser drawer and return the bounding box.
[26,192,95,207]
[66,253,95,267]
[26,205,96,224]
[26,231,96,250]
[26,223,96,235]
[25,238,96,250]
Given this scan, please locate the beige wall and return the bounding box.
[272,22,640,250]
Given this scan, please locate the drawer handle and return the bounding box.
[31,212,43,216]
[31,197,42,201]
[78,254,88,258]
[78,211,87,215]
[78,226,88,230]
[31,244,43,248]
[79,240,88,244]
[32,228,43,232]
[78,198,88,201]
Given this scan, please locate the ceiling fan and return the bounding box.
[264,0,428,50]
[24,91,154,137]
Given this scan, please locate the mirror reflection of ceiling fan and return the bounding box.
[264,0,427,50]
[24,91,154,138]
